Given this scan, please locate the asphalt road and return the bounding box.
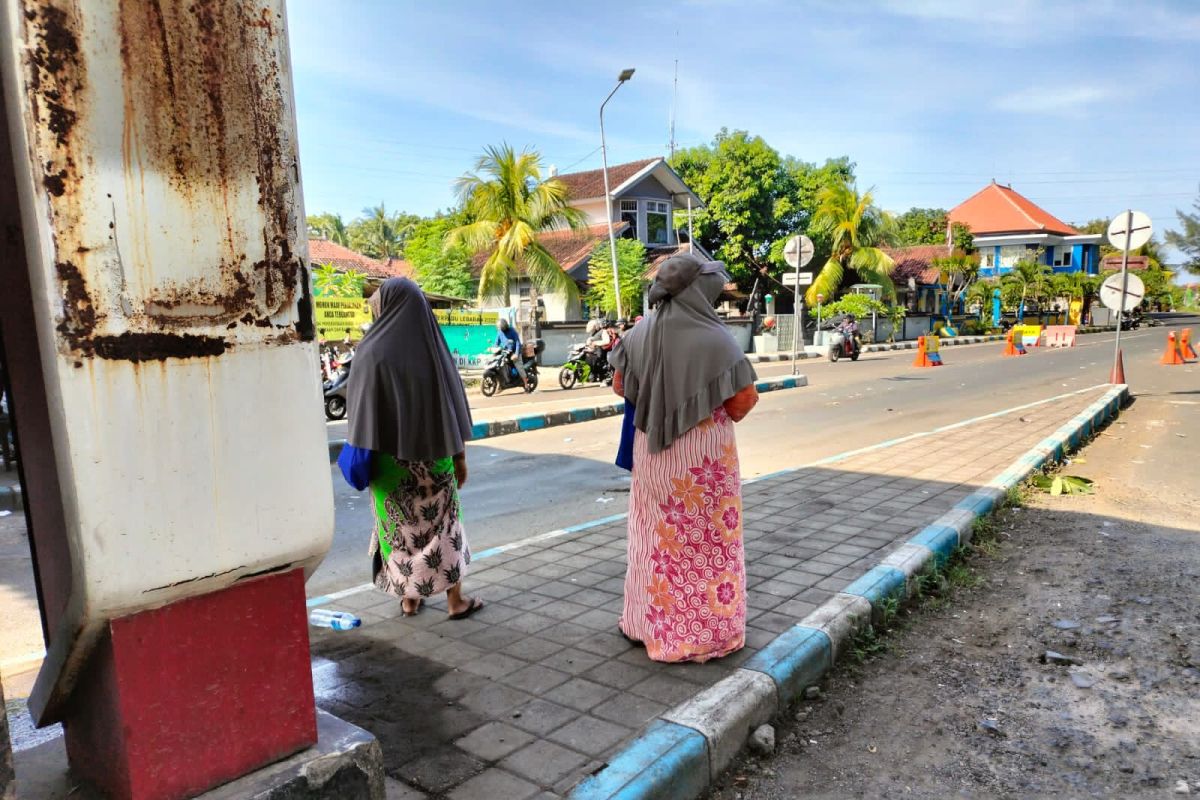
[307,315,1197,597]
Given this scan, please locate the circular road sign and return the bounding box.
[1106,210,1153,251]
[1099,272,1145,313]
[784,235,815,269]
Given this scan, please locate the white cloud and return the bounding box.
[992,86,1110,115]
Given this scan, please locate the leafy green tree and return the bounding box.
[587,239,646,316]
[965,279,996,320]
[670,129,854,285]
[405,212,475,299]
[1166,192,1200,271]
[308,213,350,245]
[311,263,365,297]
[932,252,980,312]
[806,180,896,304]
[895,208,948,246]
[1077,218,1166,268]
[348,203,419,260]
[447,144,585,300]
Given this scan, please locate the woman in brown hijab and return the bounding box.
[347,278,482,619]
[608,255,758,662]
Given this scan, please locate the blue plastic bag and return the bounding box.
[615,400,635,472]
[337,443,372,490]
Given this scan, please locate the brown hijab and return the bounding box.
[347,279,472,461]
[609,255,755,453]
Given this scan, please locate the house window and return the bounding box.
[999,245,1023,267]
[983,252,995,268]
[1053,247,1072,267]
[619,200,638,239]
[646,200,670,245]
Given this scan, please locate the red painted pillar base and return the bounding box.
[64,569,317,800]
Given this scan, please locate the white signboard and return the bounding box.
[1106,211,1153,251]
[784,235,815,269]
[782,272,814,286]
[1099,272,1145,313]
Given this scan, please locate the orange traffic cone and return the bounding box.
[1181,328,1198,360]
[1109,349,1126,384]
[1002,330,1027,357]
[1160,332,1186,365]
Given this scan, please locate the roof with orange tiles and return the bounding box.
[308,238,413,280]
[948,182,1079,237]
[553,158,660,201]
[882,244,951,285]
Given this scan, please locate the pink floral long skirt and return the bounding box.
[620,407,746,663]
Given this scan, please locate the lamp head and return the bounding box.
[618,68,635,82]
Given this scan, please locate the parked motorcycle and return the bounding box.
[558,342,613,389]
[323,353,353,420]
[481,340,542,397]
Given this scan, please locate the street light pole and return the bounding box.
[600,68,635,320]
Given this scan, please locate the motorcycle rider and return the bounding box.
[583,319,611,377]
[495,317,529,390]
[837,313,860,357]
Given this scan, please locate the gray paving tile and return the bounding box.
[541,647,608,676]
[502,664,573,694]
[507,698,580,736]
[459,683,535,717]
[501,739,588,787]
[396,749,485,794]
[543,677,617,712]
[591,691,669,728]
[628,673,702,706]
[448,769,540,800]
[547,715,631,755]
[499,635,564,661]
[454,721,536,762]
[581,658,652,690]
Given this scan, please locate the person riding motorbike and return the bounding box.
[495,318,528,390]
[580,319,612,378]
[837,313,861,356]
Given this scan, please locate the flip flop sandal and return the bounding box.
[402,599,423,617]
[448,598,484,621]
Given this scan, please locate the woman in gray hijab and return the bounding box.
[346,278,482,619]
[608,254,758,662]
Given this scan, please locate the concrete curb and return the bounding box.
[568,382,1130,800]
[0,483,22,513]
[745,351,822,364]
[327,374,809,462]
[861,325,1117,354]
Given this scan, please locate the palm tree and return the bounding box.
[349,203,413,260]
[447,144,585,300]
[933,252,980,314]
[806,181,896,305]
[1001,260,1052,321]
[308,213,349,246]
[965,279,994,321]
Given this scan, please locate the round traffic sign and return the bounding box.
[1099,272,1145,313]
[1106,210,1153,251]
[784,235,814,269]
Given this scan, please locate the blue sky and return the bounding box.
[287,0,1199,263]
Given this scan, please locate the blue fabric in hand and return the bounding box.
[615,400,635,472]
[337,443,372,490]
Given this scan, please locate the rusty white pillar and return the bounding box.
[0,2,333,798]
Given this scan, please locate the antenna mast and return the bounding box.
[668,33,679,159]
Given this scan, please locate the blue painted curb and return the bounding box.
[567,720,709,800]
[842,565,908,605]
[327,374,809,462]
[571,384,1128,800]
[742,625,831,705]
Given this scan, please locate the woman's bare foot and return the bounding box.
[446,584,484,620]
[401,597,422,616]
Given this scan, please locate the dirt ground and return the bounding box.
[708,391,1200,800]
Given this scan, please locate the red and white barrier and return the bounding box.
[1045,325,1077,348]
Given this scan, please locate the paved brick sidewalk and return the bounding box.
[309,384,1115,800]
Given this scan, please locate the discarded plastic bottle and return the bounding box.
[309,609,361,631]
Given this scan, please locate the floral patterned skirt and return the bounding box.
[621,408,746,663]
[369,455,469,600]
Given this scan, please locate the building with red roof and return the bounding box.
[948,181,1102,277]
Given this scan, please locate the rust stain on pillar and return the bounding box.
[20,0,313,363]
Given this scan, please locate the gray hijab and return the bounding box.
[609,255,756,453]
[347,278,473,462]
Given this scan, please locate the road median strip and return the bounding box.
[326,373,809,461]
